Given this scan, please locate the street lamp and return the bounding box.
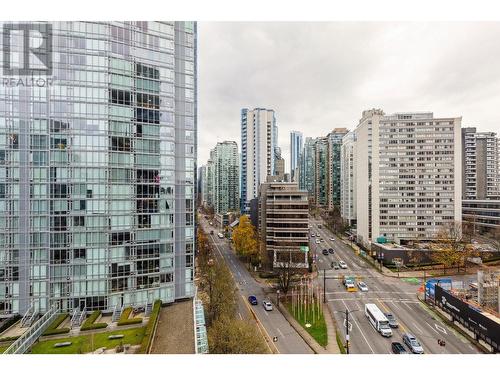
[333,308,360,354]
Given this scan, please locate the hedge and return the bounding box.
[42,313,70,336]
[0,315,21,334]
[117,307,143,326]
[138,300,162,354]
[80,310,108,331]
[0,336,20,343]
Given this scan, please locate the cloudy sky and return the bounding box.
[197,22,500,170]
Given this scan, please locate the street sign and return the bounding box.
[346,334,350,341]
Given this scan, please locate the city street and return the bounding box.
[199,217,314,354]
[309,220,481,354]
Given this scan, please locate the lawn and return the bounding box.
[30,326,146,354]
[285,301,328,347]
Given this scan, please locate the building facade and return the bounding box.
[206,141,239,214]
[299,137,316,198]
[240,108,278,212]
[340,131,357,226]
[290,131,303,182]
[354,109,462,247]
[462,199,500,233]
[0,21,197,316]
[462,128,500,200]
[258,181,309,269]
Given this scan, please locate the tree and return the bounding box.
[205,261,236,325]
[276,260,296,295]
[208,317,268,354]
[326,206,344,234]
[232,215,258,264]
[431,221,473,274]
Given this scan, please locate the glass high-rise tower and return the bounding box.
[0,21,197,316]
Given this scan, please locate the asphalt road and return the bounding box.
[309,220,481,354]
[200,217,314,354]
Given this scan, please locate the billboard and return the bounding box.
[435,285,499,352]
[425,278,452,300]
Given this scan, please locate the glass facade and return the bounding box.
[0,21,196,316]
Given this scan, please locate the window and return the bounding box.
[74,216,85,226]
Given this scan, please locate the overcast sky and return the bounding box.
[197,22,500,171]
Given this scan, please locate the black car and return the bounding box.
[385,313,399,328]
[391,342,407,354]
[322,249,329,256]
[328,248,334,254]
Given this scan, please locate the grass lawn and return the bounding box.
[30,326,146,354]
[285,302,328,347]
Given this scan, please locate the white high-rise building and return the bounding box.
[341,131,357,226]
[290,131,303,181]
[240,108,277,212]
[354,109,462,247]
[462,128,500,200]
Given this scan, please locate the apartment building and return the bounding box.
[462,128,500,200]
[0,21,197,316]
[340,131,357,226]
[290,131,303,182]
[206,141,239,214]
[354,109,462,247]
[240,108,278,212]
[258,181,309,269]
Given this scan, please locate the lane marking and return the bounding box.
[238,312,243,320]
[435,324,447,335]
[425,322,439,335]
[340,300,375,354]
[412,322,424,334]
[276,327,284,338]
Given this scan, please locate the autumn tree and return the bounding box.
[208,317,268,354]
[232,215,258,264]
[431,221,474,274]
[205,261,237,325]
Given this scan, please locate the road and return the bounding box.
[199,217,314,354]
[310,219,481,354]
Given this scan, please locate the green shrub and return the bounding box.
[0,315,21,334]
[117,306,143,326]
[336,331,346,354]
[138,300,162,354]
[0,336,20,343]
[80,311,108,331]
[42,313,70,336]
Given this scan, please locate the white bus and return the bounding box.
[365,303,392,337]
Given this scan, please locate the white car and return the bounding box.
[357,281,368,292]
[217,233,224,239]
[315,239,321,244]
[311,233,315,237]
[339,261,348,269]
[330,238,336,241]
[263,300,273,311]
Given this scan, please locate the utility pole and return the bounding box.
[345,308,350,354]
[323,269,326,303]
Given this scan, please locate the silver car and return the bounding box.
[403,333,424,354]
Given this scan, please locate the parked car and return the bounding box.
[403,333,424,354]
[328,248,334,254]
[391,342,407,354]
[311,233,316,237]
[339,260,348,269]
[320,238,324,242]
[331,261,339,269]
[385,313,399,328]
[330,238,336,241]
[263,300,273,311]
[217,233,224,239]
[322,249,329,256]
[248,295,258,305]
[357,281,369,292]
[315,239,321,244]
